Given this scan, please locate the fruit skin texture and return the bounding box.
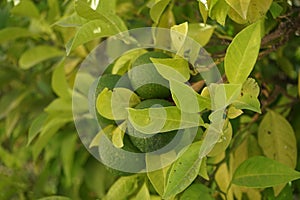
[128,99,177,153]
[129,51,171,99]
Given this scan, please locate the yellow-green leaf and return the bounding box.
[225,0,250,19]
[258,110,297,169]
[225,20,262,84]
[232,156,300,188]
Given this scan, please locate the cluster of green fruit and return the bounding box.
[94,51,185,175]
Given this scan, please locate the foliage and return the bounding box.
[0,0,300,199]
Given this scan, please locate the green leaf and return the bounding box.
[61,133,77,186]
[209,83,242,109]
[96,88,140,120]
[75,0,127,31]
[37,196,72,200]
[104,176,140,200]
[54,13,88,27]
[133,182,151,200]
[112,49,147,75]
[47,0,61,23]
[232,156,300,188]
[232,78,261,113]
[99,0,117,14]
[225,0,250,19]
[0,27,33,44]
[44,98,72,113]
[66,19,119,55]
[146,154,173,196]
[258,110,297,169]
[27,113,48,146]
[19,46,64,69]
[180,183,214,200]
[228,0,272,24]
[209,0,230,26]
[188,23,215,46]
[163,142,203,198]
[269,2,283,19]
[207,121,232,157]
[170,79,211,113]
[51,59,71,99]
[198,2,208,24]
[111,121,126,148]
[199,157,209,180]
[225,20,262,84]
[32,114,73,160]
[170,22,188,51]
[127,106,204,134]
[149,0,171,24]
[298,71,300,98]
[151,58,190,82]
[11,0,40,18]
[89,125,116,148]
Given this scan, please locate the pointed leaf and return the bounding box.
[188,23,215,46]
[96,88,140,120]
[163,142,202,198]
[209,0,230,26]
[225,21,262,84]
[232,156,300,188]
[170,22,188,51]
[27,113,48,146]
[225,0,251,19]
[11,0,40,18]
[51,59,71,99]
[133,182,151,200]
[127,106,204,134]
[151,58,190,82]
[149,0,171,24]
[170,79,211,113]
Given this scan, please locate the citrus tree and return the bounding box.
[0,0,300,199]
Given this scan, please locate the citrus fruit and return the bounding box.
[128,99,177,152]
[129,51,171,99]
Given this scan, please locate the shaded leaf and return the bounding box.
[27,113,48,146]
[51,59,71,99]
[19,46,64,69]
[133,182,151,200]
[11,0,40,18]
[0,27,33,44]
[180,183,214,200]
[232,156,300,188]
[258,110,297,168]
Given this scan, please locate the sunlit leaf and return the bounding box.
[170,22,188,51]
[127,106,204,134]
[54,13,88,27]
[188,23,215,46]
[170,79,211,113]
[198,2,208,24]
[19,46,65,69]
[225,20,262,84]
[209,0,230,26]
[149,0,171,24]
[104,176,140,200]
[232,78,261,113]
[96,88,140,120]
[133,182,151,200]
[151,57,190,82]
[232,156,300,188]
[225,0,250,19]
